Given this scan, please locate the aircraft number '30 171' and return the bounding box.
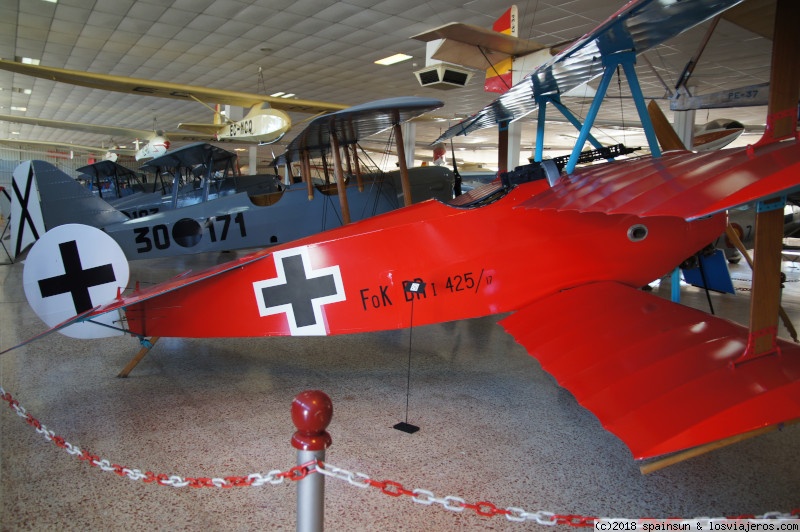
[133,212,246,253]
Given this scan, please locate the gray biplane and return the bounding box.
[75,144,283,220]
[10,97,453,260]
[77,160,147,201]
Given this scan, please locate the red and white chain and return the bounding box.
[0,386,314,488]
[314,462,799,526]
[3,386,798,526]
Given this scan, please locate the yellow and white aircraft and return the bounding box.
[0,59,348,144]
[0,137,135,161]
[0,113,210,160]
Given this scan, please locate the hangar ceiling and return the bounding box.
[0,0,777,169]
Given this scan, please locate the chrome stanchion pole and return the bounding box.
[291,390,333,532]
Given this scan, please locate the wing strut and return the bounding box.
[737,0,799,365]
[724,223,798,343]
[563,51,661,174]
[497,119,510,174]
[393,121,413,207]
[351,145,364,192]
[117,337,160,378]
[647,99,687,151]
[328,130,351,225]
[301,150,314,201]
[532,94,606,163]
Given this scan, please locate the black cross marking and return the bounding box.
[13,165,40,257]
[259,254,338,328]
[38,240,117,314]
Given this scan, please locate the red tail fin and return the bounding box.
[485,6,517,93]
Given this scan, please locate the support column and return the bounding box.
[284,163,293,186]
[402,121,416,169]
[249,145,258,175]
[507,119,522,172]
[673,109,696,150]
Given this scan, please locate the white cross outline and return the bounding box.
[252,246,345,336]
[11,161,46,258]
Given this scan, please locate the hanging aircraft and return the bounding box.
[411,5,565,94]
[9,97,453,262]
[177,103,292,144]
[7,0,800,470]
[412,3,758,151]
[0,137,133,163]
[412,1,773,96]
[0,61,349,145]
[0,113,213,160]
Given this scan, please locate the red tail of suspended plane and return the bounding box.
[8,0,800,470]
[484,6,518,94]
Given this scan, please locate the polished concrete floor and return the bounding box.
[1,248,798,530]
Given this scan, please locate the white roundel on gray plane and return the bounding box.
[23,224,130,339]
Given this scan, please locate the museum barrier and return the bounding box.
[1,385,799,529]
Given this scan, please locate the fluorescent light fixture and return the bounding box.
[42,0,57,3]
[20,57,40,65]
[11,131,19,135]
[270,91,285,97]
[10,106,27,111]
[281,93,295,98]
[375,53,412,66]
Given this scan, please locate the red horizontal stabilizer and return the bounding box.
[499,282,800,460]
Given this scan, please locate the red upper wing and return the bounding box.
[522,140,800,220]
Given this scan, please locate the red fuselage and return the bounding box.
[124,178,725,338]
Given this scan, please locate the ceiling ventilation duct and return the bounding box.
[414,63,473,89]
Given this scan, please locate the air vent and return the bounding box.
[414,64,473,90]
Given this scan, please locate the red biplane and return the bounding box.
[9,0,800,469]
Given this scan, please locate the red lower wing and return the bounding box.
[500,282,800,460]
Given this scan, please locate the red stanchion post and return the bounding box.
[291,390,333,532]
